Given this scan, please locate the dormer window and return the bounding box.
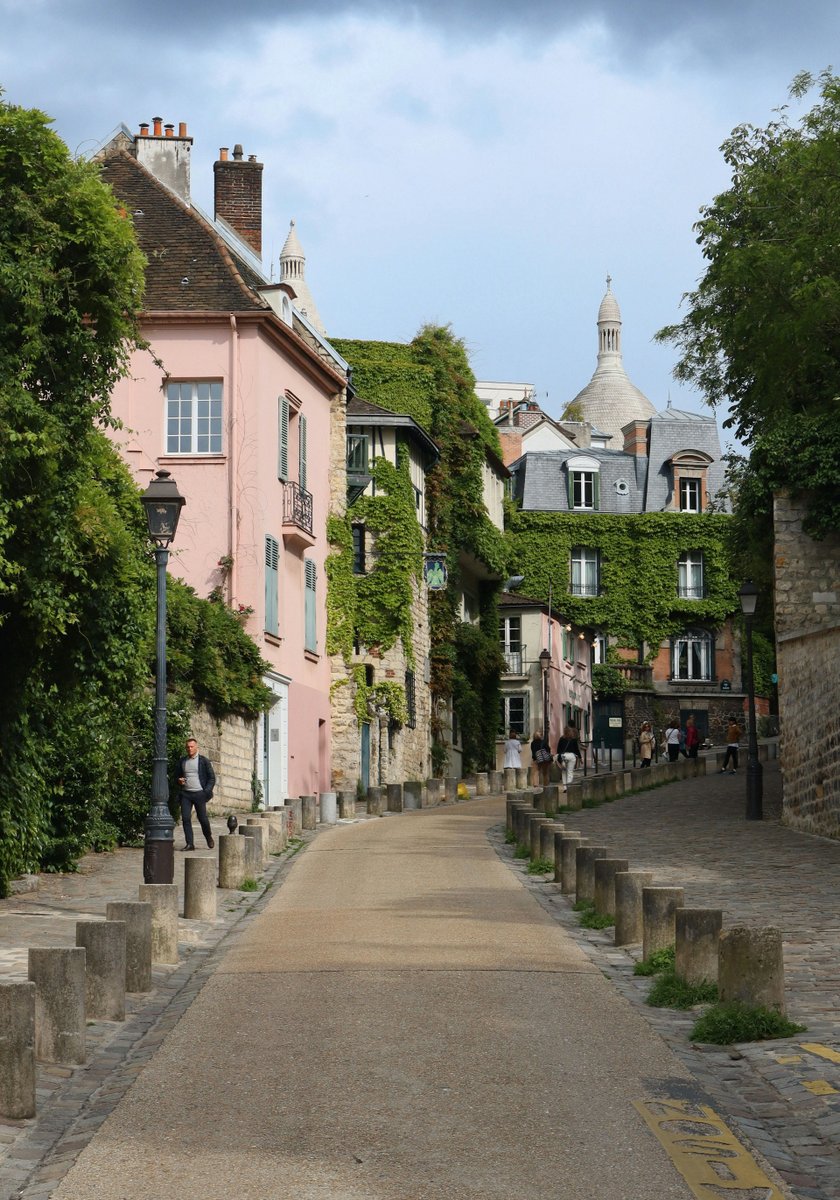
[566,454,601,511]
[670,449,713,513]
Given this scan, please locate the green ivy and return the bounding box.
[352,666,409,725]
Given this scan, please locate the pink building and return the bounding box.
[98,120,347,803]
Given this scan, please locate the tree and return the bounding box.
[657,71,840,538]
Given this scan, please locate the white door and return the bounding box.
[262,678,289,807]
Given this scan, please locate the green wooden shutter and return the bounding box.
[593,471,601,511]
[567,469,574,509]
[264,535,279,635]
[299,413,308,491]
[278,396,289,481]
[304,559,317,652]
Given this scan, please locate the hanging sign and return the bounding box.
[423,554,448,590]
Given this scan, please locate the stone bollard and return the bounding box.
[476,772,489,796]
[0,982,36,1119]
[540,821,564,865]
[642,886,685,962]
[515,767,530,790]
[530,816,553,861]
[386,783,404,813]
[245,819,270,864]
[593,858,629,918]
[367,786,385,816]
[139,883,179,964]
[300,795,317,831]
[444,777,458,802]
[238,826,264,876]
[503,767,517,791]
[319,792,338,825]
[76,920,126,1021]
[284,797,302,837]
[553,830,580,884]
[425,778,442,806]
[575,846,608,904]
[106,902,152,992]
[338,790,356,819]
[718,925,786,1014]
[564,784,583,811]
[540,784,562,816]
[259,811,286,853]
[183,858,217,922]
[27,947,86,1065]
[676,908,723,986]
[560,836,587,894]
[488,770,504,794]
[403,781,423,811]
[522,809,546,848]
[614,871,654,946]
[218,833,248,889]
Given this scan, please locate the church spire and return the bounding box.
[597,273,622,360]
[278,219,325,335]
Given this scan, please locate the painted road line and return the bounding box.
[801,1041,840,1065]
[634,1097,785,1199]
[801,1079,838,1096]
[773,1053,802,1065]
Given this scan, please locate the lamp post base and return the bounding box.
[143,836,175,885]
[745,757,764,821]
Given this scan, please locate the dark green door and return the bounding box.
[593,700,624,751]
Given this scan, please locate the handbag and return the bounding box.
[535,747,553,764]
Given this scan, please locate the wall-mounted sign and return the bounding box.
[720,680,732,692]
[608,717,623,728]
[423,553,448,590]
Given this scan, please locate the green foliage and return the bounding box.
[591,664,629,699]
[352,666,408,726]
[560,400,584,422]
[634,946,676,976]
[506,510,738,652]
[330,339,437,431]
[527,857,554,874]
[690,1001,806,1045]
[239,878,260,892]
[657,71,840,537]
[579,910,615,929]
[325,514,356,660]
[646,969,719,1009]
[514,843,530,859]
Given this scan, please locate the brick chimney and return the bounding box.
[134,118,193,202]
[623,419,650,458]
[214,143,263,256]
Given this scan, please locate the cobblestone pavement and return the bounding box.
[494,759,840,1200]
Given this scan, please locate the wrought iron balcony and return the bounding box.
[501,646,526,674]
[283,481,315,548]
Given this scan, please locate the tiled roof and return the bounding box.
[99,152,266,313]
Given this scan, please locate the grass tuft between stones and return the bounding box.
[527,857,554,875]
[239,877,260,892]
[690,1001,806,1045]
[514,844,530,860]
[646,968,718,1009]
[633,946,676,976]
[571,898,614,929]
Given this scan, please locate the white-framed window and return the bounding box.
[166,381,222,454]
[499,692,529,736]
[566,454,601,511]
[672,629,714,681]
[499,615,523,673]
[679,477,702,512]
[678,551,704,599]
[346,433,369,474]
[304,559,317,653]
[570,546,600,597]
[572,471,596,510]
[592,633,608,665]
[264,535,279,636]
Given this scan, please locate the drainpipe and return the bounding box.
[228,315,239,604]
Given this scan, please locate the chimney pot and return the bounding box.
[179,122,187,138]
[139,123,149,137]
[219,147,229,161]
[164,124,174,137]
[153,117,163,136]
[233,143,244,161]
[248,154,257,163]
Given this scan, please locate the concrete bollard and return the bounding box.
[183,858,217,922]
[488,770,504,794]
[559,836,587,893]
[614,871,654,946]
[564,784,583,811]
[575,846,608,904]
[553,830,580,883]
[338,790,357,819]
[476,772,489,796]
[425,778,442,806]
[259,811,286,853]
[106,902,152,992]
[540,784,562,815]
[366,786,385,815]
[386,783,404,813]
[403,781,423,811]
[675,908,723,986]
[300,795,317,830]
[27,947,86,1065]
[218,833,248,889]
[139,883,179,964]
[444,777,458,802]
[593,858,629,918]
[515,767,530,790]
[539,821,564,865]
[642,886,685,962]
[238,826,264,876]
[530,816,553,861]
[76,920,126,1022]
[245,820,270,864]
[523,809,546,849]
[718,925,786,1014]
[0,982,36,1119]
[284,797,302,837]
[319,792,338,825]
[503,767,517,791]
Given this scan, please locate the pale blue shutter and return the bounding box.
[278,396,289,481]
[304,559,317,652]
[299,413,308,491]
[265,536,279,635]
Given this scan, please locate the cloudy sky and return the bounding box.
[2,1,838,443]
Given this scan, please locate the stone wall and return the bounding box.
[774,492,840,837]
[189,706,257,811]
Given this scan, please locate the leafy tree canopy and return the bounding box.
[658,70,840,537]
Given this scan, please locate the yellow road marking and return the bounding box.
[801,1041,840,1064]
[801,1079,838,1096]
[634,1097,785,1198]
[773,1054,802,1064]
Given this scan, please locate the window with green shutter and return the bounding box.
[299,413,308,491]
[278,395,289,481]
[264,535,279,635]
[304,559,317,652]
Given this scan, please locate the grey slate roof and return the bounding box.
[646,409,728,512]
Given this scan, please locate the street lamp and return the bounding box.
[738,579,763,821]
[539,647,551,746]
[140,470,186,884]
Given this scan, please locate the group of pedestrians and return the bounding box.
[503,725,583,788]
[636,715,742,772]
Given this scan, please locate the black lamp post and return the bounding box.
[140,470,186,884]
[539,647,551,746]
[738,579,763,821]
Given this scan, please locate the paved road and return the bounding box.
[49,802,701,1200]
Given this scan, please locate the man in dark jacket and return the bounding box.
[177,737,216,851]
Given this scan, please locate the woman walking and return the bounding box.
[556,724,582,788]
[664,720,682,763]
[638,721,655,768]
[503,730,523,770]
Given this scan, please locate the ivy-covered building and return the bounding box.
[503,282,744,748]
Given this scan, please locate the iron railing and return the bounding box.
[283,481,313,536]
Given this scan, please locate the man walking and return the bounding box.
[177,736,216,850]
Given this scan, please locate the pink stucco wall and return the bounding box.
[542,613,594,751]
[109,314,339,798]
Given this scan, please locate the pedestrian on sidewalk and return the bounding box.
[556,724,582,787]
[638,721,655,767]
[685,715,700,759]
[720,718,742,774]
[503,729,523,769]
[664,720,681,763]
[177,736,216,850]
[530,730,553,784]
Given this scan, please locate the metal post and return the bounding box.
[744,613,764,820]
[143,547,175,884]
